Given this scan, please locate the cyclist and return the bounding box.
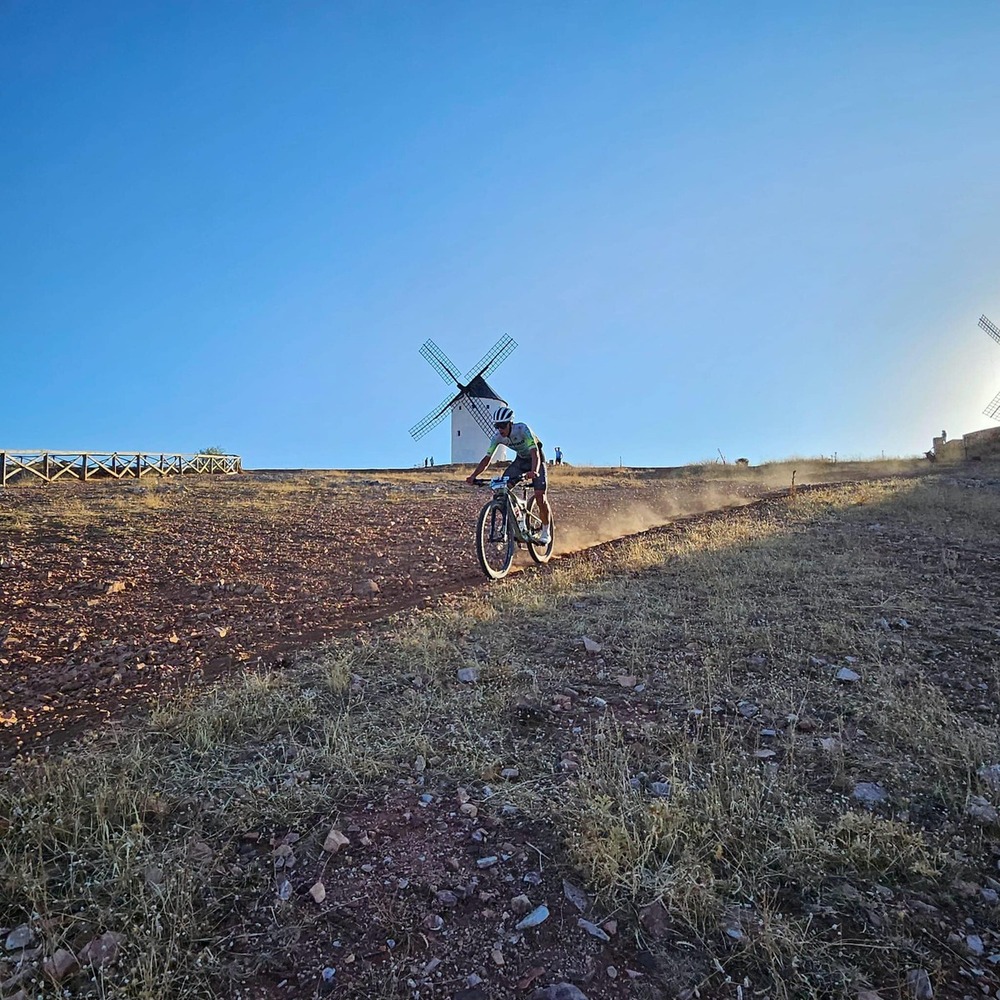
[466,406,551,544]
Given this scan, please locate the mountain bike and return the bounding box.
[471,477,555,579]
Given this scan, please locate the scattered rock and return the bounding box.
[422,913,444,932]
[457,666,479,683]
[511,894,532,914]
[616,675,637,688]
[477,856,499,869]
[562,879,589,912]
[966,796,999,826]
[309,881,326,903]
[835,667,861,683]
[582,637,602,654]
[978,764,1000,792]
[966,934,984,957]
[530,985,590,1000]
[905,968,933,1000]
[352,579,380,596]
[649,780,672,797]
[515,904,550,930]
[79,931,125,969]
[43,948,79,982]
[639,900,672,939]
[578,918,610,942]
[323,828,351,853]
[4,925,35,951]
[852,782,888,806]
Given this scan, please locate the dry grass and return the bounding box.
[2,471,998,998]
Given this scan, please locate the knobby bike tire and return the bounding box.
[526,496,554,565]
[475,499,515,579]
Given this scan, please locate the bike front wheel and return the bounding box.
[526,496,554,565]
[476,500,516,579]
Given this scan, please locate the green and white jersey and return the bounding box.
[487,422,541,460]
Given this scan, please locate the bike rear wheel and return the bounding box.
[526,496,554,565]
[476,500,516,579]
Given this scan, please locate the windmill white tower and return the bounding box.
[410,336,517,464]
[978,315,1000,421]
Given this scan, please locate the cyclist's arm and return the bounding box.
[527,446,541,479]
[467,442,500,482]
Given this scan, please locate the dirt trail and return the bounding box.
[0,467,880,760]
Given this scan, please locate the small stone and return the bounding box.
[515,905,550,930]
[980,887,998,904]
[491,948,505,965]
[978,764,1000,791]
[414,755,426,773]
[422,913,444,932]
[649,781,672,797]
[592,696,607,709]
[530,985,590,1000]
[582,636,602,654]
[606,965,618,979]
[43,948,80,982]
[501,767,520,780]
[835,667,861,682]
[905,968,933,1000]
[966,934,984,956]
[309,881,326,903]
[616,675,637,688]
[967,796,999,825]
[852,782,888,806]
[457,666,479,683]
[562,880,589,912]
[602,919,617,936]
[511,894,532,914]
[323,828,350,853]
[477,856,499,869]
[352,578,380,596]
[578,918,610,942]
[435,890,459,907]
[5,924,35,950]
[79,931,125,968]
[738,702,759,718]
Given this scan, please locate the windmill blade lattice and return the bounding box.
[409,390,462,441]
[419,340,464,385]
[979,314,1000,345]
[464,335,517,384]
[985,388,1000,422]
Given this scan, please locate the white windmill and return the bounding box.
[409,336,517,464]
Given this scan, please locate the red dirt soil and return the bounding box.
[0,469,779,761]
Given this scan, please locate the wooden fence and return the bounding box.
[0,451,242,487]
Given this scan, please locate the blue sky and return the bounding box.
[3,1,1000,469]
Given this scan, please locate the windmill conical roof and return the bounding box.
[465,374,505,401]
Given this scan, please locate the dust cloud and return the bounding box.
[553,488,758,555]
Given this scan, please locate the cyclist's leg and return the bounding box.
[503,455,531,483]
[531,461,550,525]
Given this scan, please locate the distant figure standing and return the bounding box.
[554,446,563,465]
[424,457,428,468]
[941,430,947,443]
[430,456,434,467]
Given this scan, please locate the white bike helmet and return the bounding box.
[494,406,514,426]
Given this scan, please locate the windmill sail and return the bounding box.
[410,334,518,460]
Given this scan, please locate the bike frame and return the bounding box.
[486,477,538,545]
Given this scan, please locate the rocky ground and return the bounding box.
[0,468,772,760]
